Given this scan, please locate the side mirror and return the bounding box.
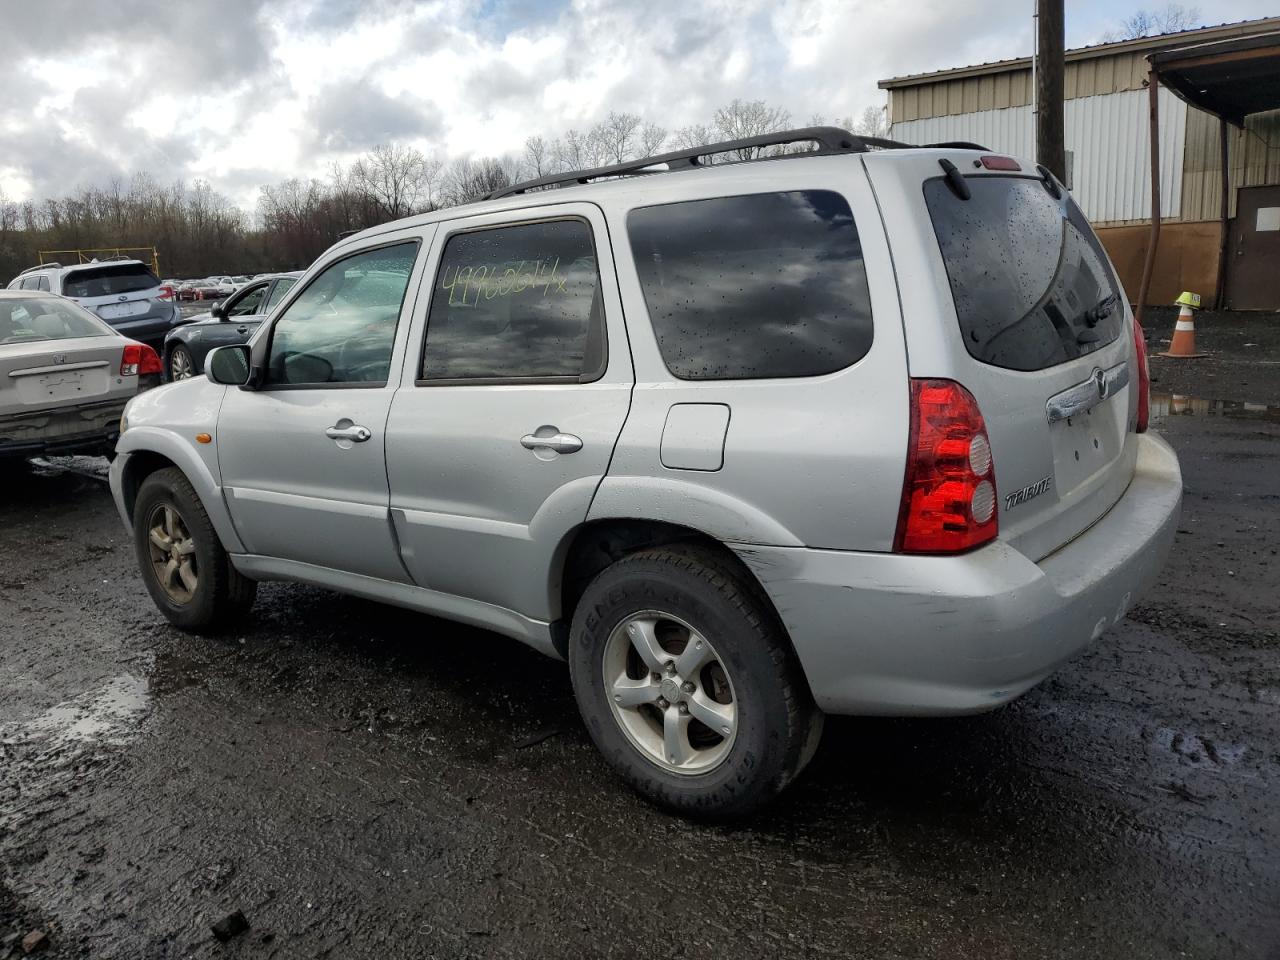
[206,345,252,386]
[211,302,227,320]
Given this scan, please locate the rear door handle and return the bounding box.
[236,325,249,334]
[520,430,582,454]
[325,423,372,442]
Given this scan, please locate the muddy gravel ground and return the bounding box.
[2,402,1279,958]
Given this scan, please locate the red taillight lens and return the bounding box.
[1133,318,1150,433]
[121,342,163,377]
[894,379,998,555]
[158,285,174,301]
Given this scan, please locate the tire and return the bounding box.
[132,467,256,632]
[168,344,197,382]
[568,543,823,818]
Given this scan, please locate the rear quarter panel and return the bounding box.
[592,155,910,551]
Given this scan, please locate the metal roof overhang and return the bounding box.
[1148,31,1280,126]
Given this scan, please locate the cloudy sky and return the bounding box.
[0,0,1274,210]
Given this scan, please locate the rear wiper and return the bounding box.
[1082,293,1119,328]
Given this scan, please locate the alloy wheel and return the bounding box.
[603,611,738,775]
[146,503,198,604]
[170,348,194,381]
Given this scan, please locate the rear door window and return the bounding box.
[626,190,874,380]
[420,219,604,383]
[924,175,1123,371]
[62,263,160,298]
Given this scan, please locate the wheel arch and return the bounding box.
[551,518,796,668]
[115,429,245,553]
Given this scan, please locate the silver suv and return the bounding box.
[8,259,181,343]
[109,128,1182,816]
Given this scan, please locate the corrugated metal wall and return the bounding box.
[1182,109,1280,221]
[890,88,1188,223]
[889,54,1154,123]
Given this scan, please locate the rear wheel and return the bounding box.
[132,467,255,631]
[168,344,196,381]
[569,543,822,818]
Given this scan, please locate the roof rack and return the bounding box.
[486,126,912,200]
[924,140,991,150]
[17,263,57,276]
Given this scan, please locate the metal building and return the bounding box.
[879,17,1280,309]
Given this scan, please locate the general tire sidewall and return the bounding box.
[133,475,221,629]
[570,561,794,816]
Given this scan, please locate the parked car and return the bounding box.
[7,259,181,344]
[109,128,1182,816]
[176,280,202,302]
[163,272,302,381]
[1,291,160,460]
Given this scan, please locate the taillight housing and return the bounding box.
[1133,317,1150,433]
[894,379,998,555]
[121,342,163,377]
[158,285,174,301]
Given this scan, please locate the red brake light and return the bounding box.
[158,284,174,301]
[894,379,998,555]
[1133,318,1150,433]
[980,155,1021,171]
[121,342,163,377]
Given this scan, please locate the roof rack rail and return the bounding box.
[924,141,990,151]
[17,262,57,276]
[487,126,912,200]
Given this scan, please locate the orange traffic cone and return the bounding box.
[1159,292,1205,358]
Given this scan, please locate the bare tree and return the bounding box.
[352,143,441,220]
[441,157,513,206]
[852,105,889,139]
[524,136,550,178]
[712,99,793,159]
[597,111,643,164]
[639,122,667,157]
[670,123,714,151]
[1102,4,1200,41]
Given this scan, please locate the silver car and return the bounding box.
[7,259,182,344]
[109,128,1182,816]
[1,291,160,459]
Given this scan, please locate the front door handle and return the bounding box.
[520,430,582,454]
[236,325,249,334]
[325,423,372,442]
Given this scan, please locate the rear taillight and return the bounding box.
[158,285,174,301]
[894,379,998,555]
[121,342,163,377]
[1133,318,1150,433]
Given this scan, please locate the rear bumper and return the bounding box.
[733,432,1182,716]
[108,313,174,343]
[1,399,127,459]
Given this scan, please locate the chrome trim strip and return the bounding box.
[1046,360,1130,423]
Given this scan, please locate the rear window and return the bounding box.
[627,190,874,380]
[62,263,160,299]
[924,175,1123,372]
[0,298,109,343]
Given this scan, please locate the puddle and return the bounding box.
[1151,394,1280,423]
[3,674,150,749]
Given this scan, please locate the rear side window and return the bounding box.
[62,263,160,299]
[924,175,1123,371]
[627,190,874,380]
[421,219,604,382]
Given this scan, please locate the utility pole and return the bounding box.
[1035,0,1066,182]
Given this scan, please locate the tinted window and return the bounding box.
[0,298,109,343]
[266,242,417,385]
[421,219,603,381]
[924,175,1123,372]
[627,191,874,380]
[62,263,160,298]
[265,277,296,310]
[35,276,50,292]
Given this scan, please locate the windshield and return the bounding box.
[924,175,1123,372]
[0,297,111,343]
[62,263,160,299]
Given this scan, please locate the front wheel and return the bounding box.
[132,467,256,632]
[568,543,822,818]
[168,344,197,381]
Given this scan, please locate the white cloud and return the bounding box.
[0,0,1273,210]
